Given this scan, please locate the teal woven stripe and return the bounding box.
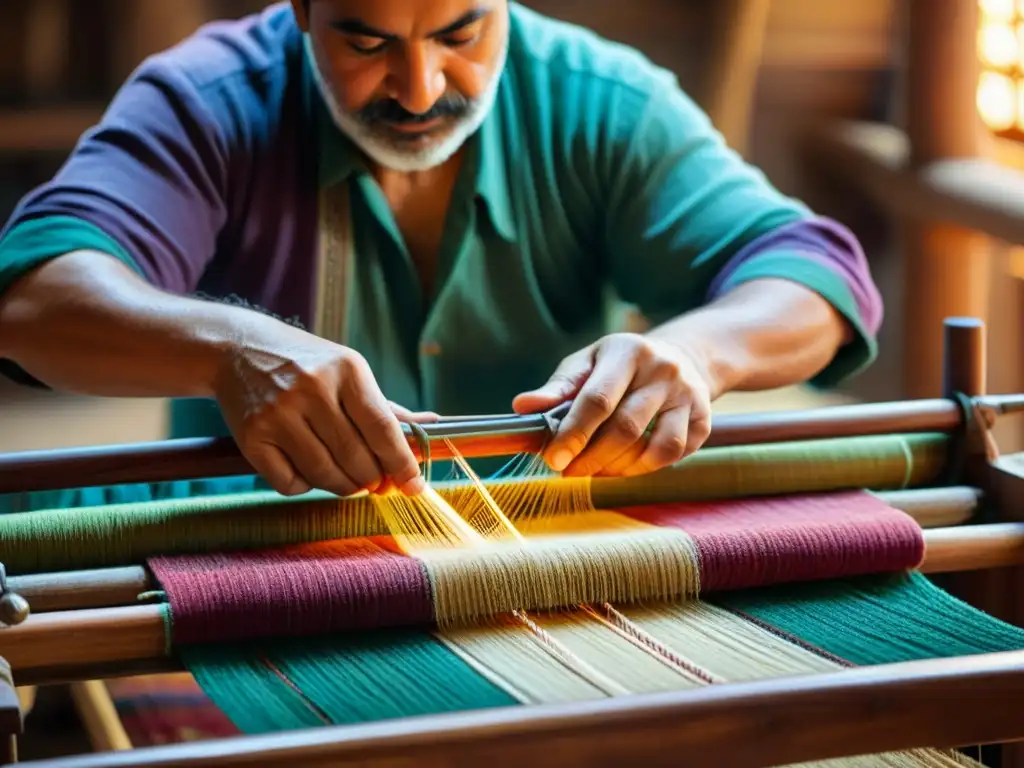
[181,644,327,734]
[182,629,518,733]
[714,572,1024,665]
[180,574,1024,737]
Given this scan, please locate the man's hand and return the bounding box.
[214,327,436,498]
[512,333,713,478]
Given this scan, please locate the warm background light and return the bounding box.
[978,0,1024,136]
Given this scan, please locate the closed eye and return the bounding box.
[347,37,389,55]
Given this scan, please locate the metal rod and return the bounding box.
[0,397,971,494]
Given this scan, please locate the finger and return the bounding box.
[272,410,363,496]
[305,400,385,493]
[512,348,595,414]
[545,350,636,472]
[245,441,312,497]
[561,384,666,477]
[342,359,425,495]
[596,440,647,477]
[622,405,695,477]
[389,402,440,424]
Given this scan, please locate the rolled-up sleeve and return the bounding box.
[600,79,882,386]
[0,59,231,298]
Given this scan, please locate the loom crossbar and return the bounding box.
[0,397,968,494]
[12,649,1024,768]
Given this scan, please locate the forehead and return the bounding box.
[312,0,500,37]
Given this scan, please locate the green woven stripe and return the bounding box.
[0,433,950,575]
[714,572,1024,664]
[591,433,949,507]
[179,574,1024,736]
[183,630,517,732]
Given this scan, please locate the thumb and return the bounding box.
[512,350,594,414]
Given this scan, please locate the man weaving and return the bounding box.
[0,0,881,512]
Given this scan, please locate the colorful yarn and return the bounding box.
[149,491,924,645]
[622,491,925,591]
[159,573,1024,768]
[181,630,518,734]
[150,538,433,645]
[0,433,948,575]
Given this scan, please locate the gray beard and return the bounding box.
[304,34,508,173]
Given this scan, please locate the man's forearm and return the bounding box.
[0,250,278,399]
[645,277,852,400]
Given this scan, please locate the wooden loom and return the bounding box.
[2,317,1024,767]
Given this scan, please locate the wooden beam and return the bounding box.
[0,106,103,154]
[899,0,988,400]
[704,0,772,155]
[15,650,1024,768]
[806,121,1024,247]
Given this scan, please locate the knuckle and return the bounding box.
[652,434,688,464]
[339,350,370,379]
[362,405,398,436]
[580,390,615,418]
[657,359,683,381]
[689,416,712,444]
[610,412,646,441]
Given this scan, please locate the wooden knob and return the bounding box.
[0,592,29,626]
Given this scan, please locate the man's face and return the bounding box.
[294,0,509,172]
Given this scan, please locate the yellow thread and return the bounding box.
[353,443,974,768]
[417,512,700,627]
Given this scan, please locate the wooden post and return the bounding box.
[901,0,990,400]
[941,317,1024,768]
[0,657,21,765]
[941,317,986,400]
[703,0,773,157]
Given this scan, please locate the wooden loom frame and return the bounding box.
[3,317,1024,767]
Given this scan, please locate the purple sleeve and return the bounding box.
[5,60,231,295]
[706,217,883,336]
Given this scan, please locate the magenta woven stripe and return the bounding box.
[148,537,433,645]
[618,491,925,592]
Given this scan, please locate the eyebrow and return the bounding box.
[331,8,490,40]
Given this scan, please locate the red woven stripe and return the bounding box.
[148,536,433,645]
[618,491,925,592]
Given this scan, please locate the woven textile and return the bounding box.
[0,433,947,575]
[148,491,924,644]
[114,572,1024,768]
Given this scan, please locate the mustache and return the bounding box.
[356,93,472,125]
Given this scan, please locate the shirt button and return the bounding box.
[420,341,442,356]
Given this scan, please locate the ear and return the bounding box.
[290,0,310,32]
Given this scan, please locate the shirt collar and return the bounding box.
[303,49,517,242]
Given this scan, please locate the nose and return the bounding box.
[390,43,447,115]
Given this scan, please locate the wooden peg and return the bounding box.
[0,564,29,627]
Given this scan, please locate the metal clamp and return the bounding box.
[0,565,29,628]
[399,403,573,444]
